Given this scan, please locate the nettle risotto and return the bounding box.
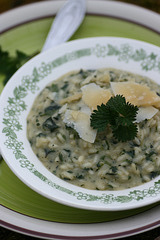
[27,68,160,190]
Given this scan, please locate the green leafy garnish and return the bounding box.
[90,95,139,142]
[0,46,39,86]
[42,117,59,132]
[47,83,59,92]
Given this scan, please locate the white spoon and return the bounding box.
[42,0,86,52]
[0,0,86,158]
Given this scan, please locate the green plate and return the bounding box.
[0,14,160,224]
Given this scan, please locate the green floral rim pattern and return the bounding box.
[2,42,160,205]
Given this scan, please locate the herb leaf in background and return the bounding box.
[0,46,39,86]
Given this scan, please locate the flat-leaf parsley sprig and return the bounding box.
[90,95,139,142]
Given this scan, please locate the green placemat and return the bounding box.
[1,160,159,223]
[0,14,160,224]
[1,16,160,55]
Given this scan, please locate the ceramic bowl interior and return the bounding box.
[0,37,160,211]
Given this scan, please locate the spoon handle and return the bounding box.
[41,0,86,52]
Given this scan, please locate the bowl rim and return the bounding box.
[0,36,160,211]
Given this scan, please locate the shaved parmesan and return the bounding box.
[58,104,68,114]
[80,105,92,115]
[111,82,160,108]
[63,110,97,143]
[60,92,82,105]
[81,83,112,110]
[135,106,158,123]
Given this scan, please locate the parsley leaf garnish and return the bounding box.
[0,46,39,86]
[90,95,139,142]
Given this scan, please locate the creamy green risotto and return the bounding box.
[27,68,160,190]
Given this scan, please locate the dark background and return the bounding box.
[0,0,160,14]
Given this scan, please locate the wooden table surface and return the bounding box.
[0,0,160,239]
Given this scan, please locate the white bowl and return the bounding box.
[0,37,160,211]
